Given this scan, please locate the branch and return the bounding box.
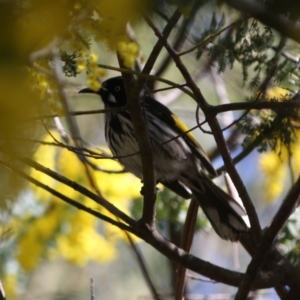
[210,63,234,127]
[125,234,162,300]
[211,98,300,115]
[143,228,284,289]
[52,49,105,200]
[175,198,199,300]
[120,71,157,228]
[141,8,182,77]
[144,14,262,242]
[178,17,246,56]
[155,1,206,77]
[24,106,125,122]
[217,113,289,175]
[143,15,208,109]
[123,8,182,227]
[282,51,300,63]
[235,176,300,299]
[97,64,194,98]
[224,0,300,44]
[6,150,161,300]
[208,119,262,242]
[9,155,136,227]
[3,154,289,289]
[0,159,136,235]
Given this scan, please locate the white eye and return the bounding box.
[114,86,121,92]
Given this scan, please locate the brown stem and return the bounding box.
[0,159,137,234]
[225,0,300,44]
[175,198,199,300]
[144,14,262,243]
[11,155,136,226]
[235,176,300,299]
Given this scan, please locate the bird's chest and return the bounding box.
[105,113,142,177]
[105,112,192,181]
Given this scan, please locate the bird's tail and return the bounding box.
[189,174,248,241]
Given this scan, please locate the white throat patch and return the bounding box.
[108,94,117,103]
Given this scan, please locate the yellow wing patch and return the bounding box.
[171,113,216,175]
[172,114,208,155]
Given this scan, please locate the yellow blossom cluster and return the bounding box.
[0,0,150,296]
[16,206,61,271]
[259,151,286,202]
[1,274,17,299]
[69,0,144,69]
[29,64,64,116]
[91,0,149,47]
[259,86,300,202]
[14,131,142,272]
[117,40,140,68]
[78,53,106,91]
[266,86,290,100]
[55,210,117,265]
[260,132,300,202]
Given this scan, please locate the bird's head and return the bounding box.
[79,76,127,107]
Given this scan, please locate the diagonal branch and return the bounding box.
[155,1,206,77]
[211,98,300,114]
[175,198,199,300]
[144,14,262,242]
[0,159,136,235]
[178,17,246,56]
[2,154,290,290]
[9,154,136,227]
[235,176,300,300]
[207,119,262,242]
[141,8,182,77]
[224,0,300,44]
[144,228,284,289]
[119,8,183,228]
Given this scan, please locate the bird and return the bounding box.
[79,76,248,241]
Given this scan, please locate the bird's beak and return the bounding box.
[78,87,97,94]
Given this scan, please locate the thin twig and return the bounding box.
[211,96,300,115]
[123,233,162,300]
[144,14,262,242]
[24,106,125,122]
[155,1,206,78]
[282,51,300,63]
[225,0,300,44]
[178,17,246,56]
[1,157,287,289]
[90,278,94,300]
[0,159,137,235]
[10,155,136,226]
[175,198,199,300]
[145,228,282,289]
[97,64,194,98]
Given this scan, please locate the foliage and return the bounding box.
[195,17,276,85]
[131,188,210,235]
[0,132,142,296]
[278,207,300,265]
[1,0,300,299]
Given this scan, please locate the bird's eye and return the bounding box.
[114,86,121,92]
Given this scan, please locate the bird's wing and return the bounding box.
[161,180,192,199]
[145,96,216,176]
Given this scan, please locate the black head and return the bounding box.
[79,76,127,107]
